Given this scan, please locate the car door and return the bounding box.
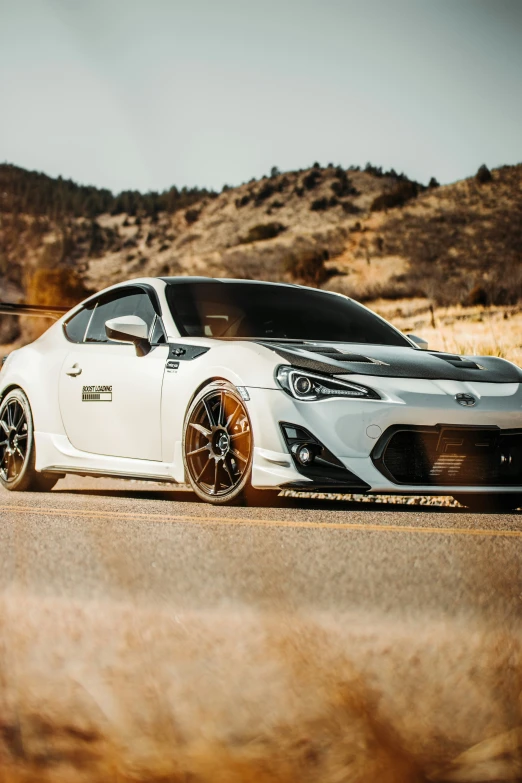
[58,286,168,461]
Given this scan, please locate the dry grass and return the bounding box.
[0,593,521,783]
[373,299,522,367]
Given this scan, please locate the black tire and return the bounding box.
[183,381,278,506]
[453,493,522,513]
[0,389,59,492]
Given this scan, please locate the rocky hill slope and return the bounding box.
[1,160,521,344]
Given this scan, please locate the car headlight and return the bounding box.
[276,366,380,401]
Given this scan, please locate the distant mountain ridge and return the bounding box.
[0,160,521,345]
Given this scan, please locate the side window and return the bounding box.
[150,316,166,345]
[63,304,95,343]
[85,288,157,344]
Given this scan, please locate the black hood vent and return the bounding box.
[430,353,484,371]
[300,347,379,363]
[257,341,522,383]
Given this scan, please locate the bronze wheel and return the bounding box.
[183,382,253,504]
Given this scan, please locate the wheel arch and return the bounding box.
[0,383,28,405]
[184,376,232,417]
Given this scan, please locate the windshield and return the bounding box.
[165,281,410,346]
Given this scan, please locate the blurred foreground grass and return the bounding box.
[0,594,521,783]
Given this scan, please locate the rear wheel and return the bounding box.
[183,382,278,506]
[453,493,522,513]
[0,389,59,492]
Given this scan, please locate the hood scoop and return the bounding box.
[430,352,485,370]
[294,346,384,364]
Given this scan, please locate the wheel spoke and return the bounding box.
[195,456,213,483]
[13,406,24,431]
[230,447,247,464]
[15,432,27,440]
[203,397,216,428]
[222,456,235,486]
[230,430,249,442]
[0,420,9,436]
[226,402,241,429]
[187,445,210,457]
[14,447,25,461]
[189,422,212,438]
[218,391,226,426]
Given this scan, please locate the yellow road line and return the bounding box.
[0,504,521,538]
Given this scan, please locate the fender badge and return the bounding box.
[455,393,477,407]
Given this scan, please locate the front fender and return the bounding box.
[160,341,281,467]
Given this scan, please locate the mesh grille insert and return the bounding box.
[373,427,522,486]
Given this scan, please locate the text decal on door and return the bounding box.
[82,385,113,402]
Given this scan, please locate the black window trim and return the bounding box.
[63,283,163,345]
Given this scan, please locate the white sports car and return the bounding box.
[1,277,522,510]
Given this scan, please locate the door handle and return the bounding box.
[65,364,82,377]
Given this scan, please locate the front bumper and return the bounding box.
[246,377,522,494]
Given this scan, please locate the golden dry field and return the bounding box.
[373,300,522,368]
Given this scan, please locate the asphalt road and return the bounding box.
[1,477,522,782]
[1,476,521,621]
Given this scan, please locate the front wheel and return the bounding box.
[0,389,59,492]
[183,381,276,506]
[453,493,522,513]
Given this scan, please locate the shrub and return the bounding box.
[185,208,200,224]
[254,183,275,204]
[238,222,286,244]
[235,194,251,208]
[365,163,383,177]
[476,164,492,184]
[370,181,418,211]
[428,177,440,188]
[302,170,322,190]
[331,178,358,198]
[466,284,489,306]
[311,197,339,211]
[284,249,330,285]
[341,201,360,215]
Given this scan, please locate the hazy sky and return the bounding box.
[1,0,521,193]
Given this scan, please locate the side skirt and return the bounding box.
[43,466,180,483]
[35,432,184,483]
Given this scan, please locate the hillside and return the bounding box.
[1,160,521,345]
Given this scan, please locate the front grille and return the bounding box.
[372,426,522,486]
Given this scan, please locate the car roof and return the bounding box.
[159,276,301,288]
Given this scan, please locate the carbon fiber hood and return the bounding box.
[258,342,522,383]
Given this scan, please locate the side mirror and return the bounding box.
[406,333,429,350]
[105,316,151,357]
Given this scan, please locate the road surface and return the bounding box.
[0,477,521,782]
